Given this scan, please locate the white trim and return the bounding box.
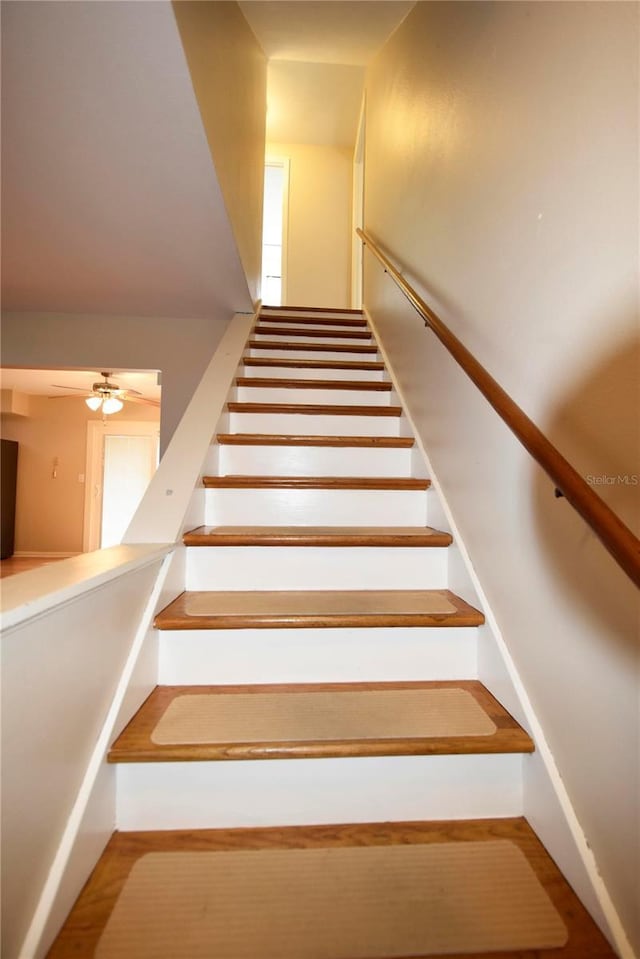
[0,544,171,632]
[364,306,634,959]
[17,551,174,959]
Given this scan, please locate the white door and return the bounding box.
[83,421,160,551]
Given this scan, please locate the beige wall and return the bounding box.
[1,397,159,554]
[364,1,639,950]
[268,142,352,309]
[173,1,267,302]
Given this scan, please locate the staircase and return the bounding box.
[47,306,616,958]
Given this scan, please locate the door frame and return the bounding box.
[263,155,290,306]
[83,420,160,552]
[351,95,366,309]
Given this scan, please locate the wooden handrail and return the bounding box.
[357,227,640,588]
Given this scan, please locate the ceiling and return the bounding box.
[1,368,161,405]
[239,2,414,65]
[1,1,252,317]
[240,1,414,148]
[267,60,365,148]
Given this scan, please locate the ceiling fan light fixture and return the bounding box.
[102,396,124,415]
[85,396,102,411]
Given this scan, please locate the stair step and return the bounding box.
[243,357,385,371]
[248,340,379,354]
[202,476,430,490]
[236,377,392,391]
[184,525,452,547]
[262,304,364,314]
[108,681,533,763]
[216,440,413,479]
[228,407,402,438]
[228,402,401,416]
[217,434,413,448]
[47,820,615,959]
[184,534,448,591]
[154,589,484,630]
[254,326,373,340]
[258,314,367,327]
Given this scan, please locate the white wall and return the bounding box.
[173,1,267,302]
[1,0,252,320]
[363,1,639,951]
[268,142,352,308]
[1,552,166,959]
[0,312,229,454]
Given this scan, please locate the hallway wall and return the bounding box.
[268,142,352,308]
[363,1,639,950]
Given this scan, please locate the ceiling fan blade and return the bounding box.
[50,384,93,393]
[125,395,160,408]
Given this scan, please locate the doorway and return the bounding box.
[83,420,159,551]
[351,97,366,309]
[261,158,290,306]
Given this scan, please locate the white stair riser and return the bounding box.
[204,488,429,526]
[228,413,401,436]
[218,445,413,477]
[116,755,523,830]
[158,626,478,685]
[253,333,374,347]
[258,322,368,334]
[185,545,448,590]
[248,348,379,362]
[241,364,386,382]
[235,386,392,406]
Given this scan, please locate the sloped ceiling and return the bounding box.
[1,0,252,317]
[239,1,414,65]
[240,0,414,149]
[267,60,365,148]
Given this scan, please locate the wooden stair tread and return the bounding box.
[236,377,392,391]
[228,402,401,416]
[154,588,484,630]
[202,476,430,490]
[216,434,414,448]
[107,681,533,763]
[184,525,452,547]
[254,326,373,340]
[47,819,617,959]
[257,314,367,327]
[242,357,385,371]
[262,305,364,314]
[248,340,379,354]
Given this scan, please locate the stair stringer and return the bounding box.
[364,307,631,958]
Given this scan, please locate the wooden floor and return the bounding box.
[46,818,617,959]
[0,555,67,579]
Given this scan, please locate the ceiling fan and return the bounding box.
[50,372,160,414]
